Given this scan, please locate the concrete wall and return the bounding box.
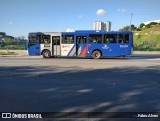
[0,50,28,56]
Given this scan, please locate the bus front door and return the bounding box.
[76,36,87,56]
[52,36,61,56]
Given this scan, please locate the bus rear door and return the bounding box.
[76,36,88,56]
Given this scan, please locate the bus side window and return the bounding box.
[89,34,102,44]
[104,34,117,43]
[36,36,39,43]
[36,35,42,43]
[62,35,74,44]
[125,34,130,43]
[111,34,117,43]
[35,35,41,44]
[29,36,36,43]
[76,36,86,44]
[42,35,51,44]
[119,34,125,43]
[103,34,110,43]
[119,34,130,43]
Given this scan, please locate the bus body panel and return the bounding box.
[77,44,88,56]
[28,44,41,55]
[61,44,76,56]
[88,43,132,57]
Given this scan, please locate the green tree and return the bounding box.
[145,24,150,28]
[130,24,137,31]
[143,22,158,29]
[139,23,145,28]
[149,22,158,26]
[3,38,13,52]
[20,36,25,40]
[119,26,130,31]
[136,28,141,31]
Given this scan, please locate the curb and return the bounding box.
[133,51,160,54]
[0,55,28,57]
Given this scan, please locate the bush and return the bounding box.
[134,40,160,51]
[133,33,160,51]
[0,42,27,50]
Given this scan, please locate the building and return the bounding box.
[93,21,105,31]
[93,21,111,31]
[105,21,111,31]
[143,20,160,25]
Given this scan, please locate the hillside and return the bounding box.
[133,26,160,51]
[136,26,160,34]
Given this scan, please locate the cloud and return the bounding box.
[96,9,106,16]
[66,28,75,32]
[78,15,83,18]
[117,8,126,13]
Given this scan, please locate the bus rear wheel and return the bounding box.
[42,50,51,58]
[92,50,101,59]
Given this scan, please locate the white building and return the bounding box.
[93,21,111,31]
[93,21,104,31]
[105,21,111,31]
[143,20,160,25]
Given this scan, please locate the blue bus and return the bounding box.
[28,31,133,59]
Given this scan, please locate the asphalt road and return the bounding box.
[0,55,160,118]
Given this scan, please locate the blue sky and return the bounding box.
[0,0,160,38]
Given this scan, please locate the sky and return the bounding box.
[0,0,160,38]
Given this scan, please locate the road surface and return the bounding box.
[0,55,160,117]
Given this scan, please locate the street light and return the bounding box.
[130,13,133,31]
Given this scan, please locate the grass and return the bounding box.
[133,26,160,51]
[0,51,17,55]
[140,26,160,33]
[134,35,160,46]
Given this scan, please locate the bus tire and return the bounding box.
[42,50,51,58]
[92,50,101,59]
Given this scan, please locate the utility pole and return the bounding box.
[130,13,133,31]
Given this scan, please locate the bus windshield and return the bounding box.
[29,35,39,43]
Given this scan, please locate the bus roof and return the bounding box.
[29,31,133,35]
[62,30,132,34]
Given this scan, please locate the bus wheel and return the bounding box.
[42,50,51,58]
[92,50,101,59]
